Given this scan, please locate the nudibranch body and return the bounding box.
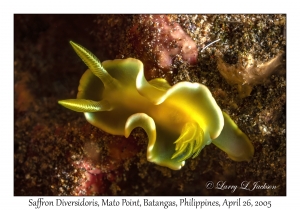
[58,41,254,170]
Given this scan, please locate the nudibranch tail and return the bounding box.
[69,41,118,89]
[171,122,204,162]
[58,99,112,112]
[212,112,254,162]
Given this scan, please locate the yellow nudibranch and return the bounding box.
[58,41,254,170]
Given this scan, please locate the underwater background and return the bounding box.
[14,14,286,196]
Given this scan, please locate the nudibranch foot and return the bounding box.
[212,112,254,162]
[125,113,156,153]
[125,113,187,170]
[58,99,112,112]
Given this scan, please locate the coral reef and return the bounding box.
[128,15,198,81]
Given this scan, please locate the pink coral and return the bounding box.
[129,15,198,78]
[70,135,140,195]
[72,160,105,195]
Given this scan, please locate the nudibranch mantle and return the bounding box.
[59,41,254,170]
